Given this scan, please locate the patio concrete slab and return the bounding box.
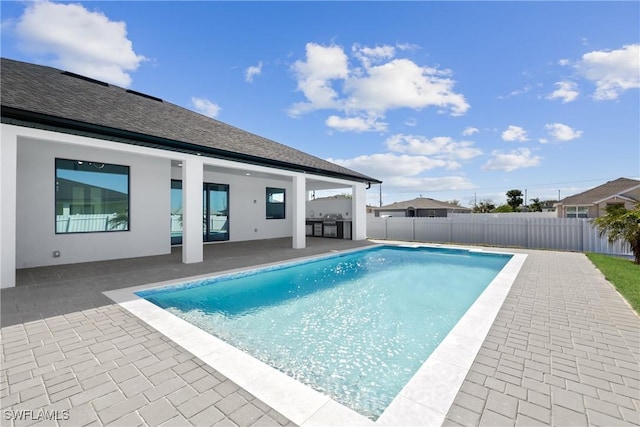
[2,238,639,426]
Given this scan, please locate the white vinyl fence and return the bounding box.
[56,214,128,233]
[367,215,632,257]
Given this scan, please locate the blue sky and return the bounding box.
[2,1,639,207]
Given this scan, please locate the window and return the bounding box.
[266,187,285,219]
[55,158,129,233]
[566,206,589,218]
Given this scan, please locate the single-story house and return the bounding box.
[0,58,381,288]
[373,197,472,217]
[554,177,640,218]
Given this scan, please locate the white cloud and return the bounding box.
[482,148,541,172]
[327,153,454,178]
[404,117,417,127]
[385,134,482,160]
[289,42,469,130]
[245,61,263,83]
[352,43,395,69]
[13,0,145,87]
[326,132,484,195]
[462,127,479,136]
[326,131,480,195]
[382,175,476,193]
[191,97,221,118]
[544,123,583,142]
[501,125,529,142]
[576,44,640,100]
[497,84,532,100]
[344,58,469,116]
[325,115,387,133]
[558,59,570,66]
[546,81,579,103]
[396,43,420,52]
[289,43,349,116]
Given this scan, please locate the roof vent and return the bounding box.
[61,71,109,87]
[126,89,163,102]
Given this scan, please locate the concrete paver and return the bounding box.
[444,249,640,427]
[2,238,638,426]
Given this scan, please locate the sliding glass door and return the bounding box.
[170,180,229,245]
[204,183,229,241]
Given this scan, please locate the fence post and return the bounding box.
[412,218,416,241]
[384,217,388,240]
[449,217,453,243]
[483,217,487,244]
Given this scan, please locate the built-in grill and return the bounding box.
[322,214,342,237]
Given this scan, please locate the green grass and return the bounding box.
[586,253,640,314]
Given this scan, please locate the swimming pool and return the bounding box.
[105,243,526,426]
[136,246,511,420]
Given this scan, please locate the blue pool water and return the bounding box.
[138,246,511,419]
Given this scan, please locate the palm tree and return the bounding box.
[592,203,640,264]
[529,198,543,212]
[108,211,129,231]
[506,189,524,212]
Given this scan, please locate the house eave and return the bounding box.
[592,194,637,205]
[2,106,382,185]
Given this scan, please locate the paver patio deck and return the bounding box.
[1,238,639,426]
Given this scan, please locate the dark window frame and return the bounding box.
[266,187,286,220]
[55,158,130,234]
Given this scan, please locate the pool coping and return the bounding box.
[103,242,527,426]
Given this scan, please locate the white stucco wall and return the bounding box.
[16,137,171,268]
[0,127,18,287]
[307,197,353,219]
[172,167,293,242]
[3,121,369,283]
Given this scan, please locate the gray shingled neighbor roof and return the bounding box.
[375,197,471,211]
[1,58,380,184]
[558,177,640,206]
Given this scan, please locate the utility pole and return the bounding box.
[558,190,560,201]
[379,184,382,207]
[524,189,527,207]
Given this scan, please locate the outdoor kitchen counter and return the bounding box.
[305,219,352,239]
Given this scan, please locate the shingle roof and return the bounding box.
[375,197,471,211]
[558,178,640,206]
[0,58,380,184]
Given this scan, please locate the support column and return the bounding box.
[292,174,306,249]
[352,183,367,241]
[0,127,17,288]
[182,157,203,263]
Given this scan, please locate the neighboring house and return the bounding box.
[540,200,557,212]
[554,177,640,219]
[0,58,381,288]
[373,197,472,217]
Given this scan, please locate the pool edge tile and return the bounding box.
[242,366,333,426]
[376,395,445,427]
[301,400,376,427]
[104,245,528,427]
